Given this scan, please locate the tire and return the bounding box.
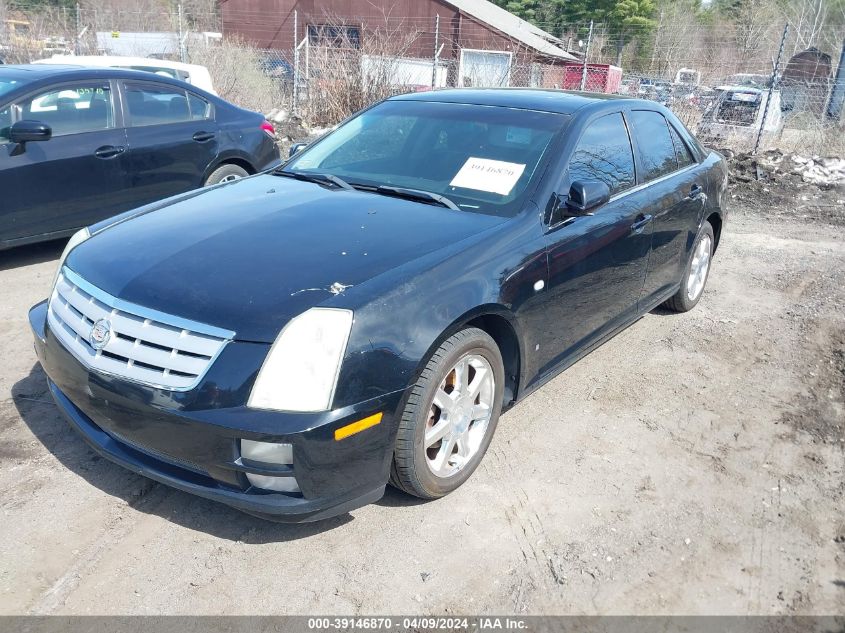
[204,164,249,186]
[390,327,505,499]
[663,220,715,313]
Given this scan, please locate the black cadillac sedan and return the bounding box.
[28,89,728,522]
[1,64,280,250]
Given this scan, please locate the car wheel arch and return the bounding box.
[409,305,524,412]
[202,155,256,183]
[706,212,723,252]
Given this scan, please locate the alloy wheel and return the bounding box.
[424,353,495,478]
[686,234,712,301]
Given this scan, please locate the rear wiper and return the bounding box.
[274,169,354,191]
[374,185,460,211]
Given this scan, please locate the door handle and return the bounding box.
[192,131,215,142]
[631,214,653,233]
[94,145,125,159]
[687,184,705,201]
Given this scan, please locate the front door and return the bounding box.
[536,112,653,378]
[0,80,131,243]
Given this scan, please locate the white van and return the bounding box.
[32,55,216,94]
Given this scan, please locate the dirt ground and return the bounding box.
[0,160,843,615]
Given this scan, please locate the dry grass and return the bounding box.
[777,122,845,156]
[189,38,289,115]
[303,15,428,126]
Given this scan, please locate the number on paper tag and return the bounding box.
[449,158,527,196]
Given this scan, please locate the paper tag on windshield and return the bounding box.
[449,158,526,196]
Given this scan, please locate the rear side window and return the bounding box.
[188,93,210,120]
[668,123,695,168]
[125,83,191,127]
[567,112,635,194]
[629,110,678,182]
[18,83,114,136]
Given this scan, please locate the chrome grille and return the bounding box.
[48,267,234,391]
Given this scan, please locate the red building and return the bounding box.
[220,0,578,88]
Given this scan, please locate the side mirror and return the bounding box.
[288,142,307,158]
[10,120,52,144]
[562,180,610,216]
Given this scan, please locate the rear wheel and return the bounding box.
[663,221,714,313]
[390,328,504,499]
[204,164,249,186]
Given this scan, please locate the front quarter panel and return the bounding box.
[331,211,549,409]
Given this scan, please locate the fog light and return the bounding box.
[245,473,300,493]
[241,440,299,493]
[241,440,293,464]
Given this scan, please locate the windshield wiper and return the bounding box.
[373,185,460,211]
[274,169,354,191]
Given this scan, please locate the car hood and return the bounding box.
[66,174,506,342]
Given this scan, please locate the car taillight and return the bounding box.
[260,120,276,138]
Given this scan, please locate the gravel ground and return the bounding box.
[0,191,843,615]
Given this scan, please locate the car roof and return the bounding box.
[32,55,206,72]
[391,88,652,115]
[1,64,80,77]
[2,64,162,78]
[0,64,217,98]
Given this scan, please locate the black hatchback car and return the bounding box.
[1,64,280,249]
[29,89,728,522]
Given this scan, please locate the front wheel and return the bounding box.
[663,220,715,313]
[390,328,505,499]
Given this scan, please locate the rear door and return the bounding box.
[627,110,706,307]
[537,112,653,376]
[0,79,131,242]
[120,80,219,206]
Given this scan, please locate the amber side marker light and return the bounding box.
[334,412,383,440]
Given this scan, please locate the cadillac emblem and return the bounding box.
[89,319,112,350]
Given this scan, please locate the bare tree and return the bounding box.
[305,9,428,125]
[733,0,779,64]
[649,2,703,79]
[782,0,828,52]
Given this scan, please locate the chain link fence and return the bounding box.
[2,2,844,154]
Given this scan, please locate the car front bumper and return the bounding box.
[29,300,406,522]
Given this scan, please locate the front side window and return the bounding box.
[567,112,636,195]
[125,83,191,127]
[18,83,114,136]
[286,100,566,217]
[629,110,679,182]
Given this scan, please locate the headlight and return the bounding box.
[248,308,353,412]
[51,227,90,290]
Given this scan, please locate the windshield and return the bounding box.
[284,100,567,217]
[0,75,32,100]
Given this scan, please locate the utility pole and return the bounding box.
[293,10,299,114]
[754,23,788,154]
[177,3,187,63]
[826,38,845,123]
[75,3,81,55]
[580,21,593,92]
[431,14,440,89]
